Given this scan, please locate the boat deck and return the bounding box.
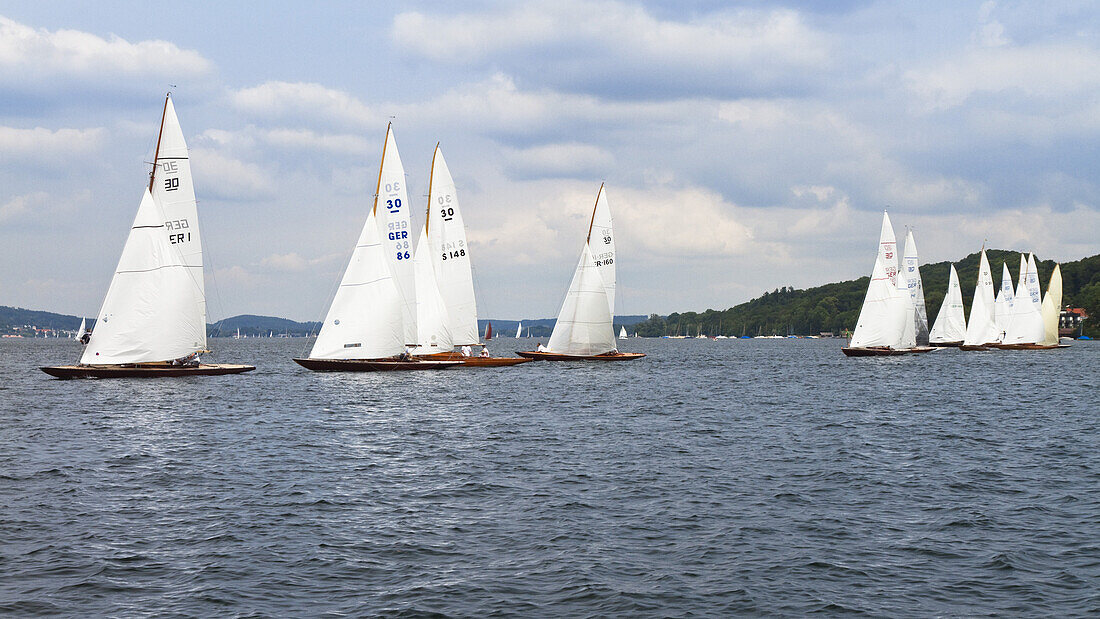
[41,363,256,379]
[292,358,461,372]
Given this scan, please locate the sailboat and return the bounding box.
[516,322,523,338]
[42,95,254,379]
[1037,265,1070,349]
[995,254,1068,349]
[517,184,644,361]
[73,317,88,343]
[619,325,628,339]
[841,211,919,356]
[929,265,966,346]
[293,124,459,371]
[412,145,527,367]
[484,322,493,340]
[960,248,1001,350]
[993,261,1015,339]
[902,229,930,347]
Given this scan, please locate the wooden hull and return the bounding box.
[930,341,963,347]
[840,347,910,357]
[414,352,532,367]
[41,363,255,379]
[988,343,1071,350]
[515,351,646,361]
[959,344,993,351]
[292,358,460,372]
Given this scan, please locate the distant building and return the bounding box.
[1060,308,1088,337]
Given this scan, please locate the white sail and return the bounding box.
[1040,264,1063,346]
[588,184,616,315]
[1025,253,1042,306]
[74,317,85,340]
[993,262,1014,338]
[1003,253,1044,345]
[426,146,479,346]
[547,242,616,355]
[902,229,929,346]
[310,209,405,359]
[82,190,206,365]
[849,253,908,349]
[375,124,417,345]
[963,249,1001,346]
[929,264,967,344]
[619,325,628,339]
[878,211,899,287]
[411,226,453,354]
[516,322,523,338]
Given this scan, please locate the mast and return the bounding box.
[371,122,390,216]
[148,92,170,193]
[586,182,604,243]
[425,142,439,234]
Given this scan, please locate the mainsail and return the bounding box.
[82,189,206,365]
[929,264,966,344]
[993,262,1015,339]
[1040,264,1063,346]
[848,252,908,349]
[878,211,899,286]
[902,229,929,346]
[588,184,616,315]
[375,124,417,345]
[1003,253,1044,345]
[426,145,479,346]
[963,249,1000,346]
[516,322,523,338]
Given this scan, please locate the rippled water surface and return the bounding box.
[2,337,1098,616]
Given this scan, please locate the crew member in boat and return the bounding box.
[536,342,548,352]
[79,331,91,345]
[479,346,490,358]
[172,352,200,366]
[461,345,472,357]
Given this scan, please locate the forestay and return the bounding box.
[963,249,1001,346]
[929,265,967,344]
[310,209,405,359]
[426,146,479,346]
[547,243,616,355]
[375,124,417,345]
[82,190,206,364]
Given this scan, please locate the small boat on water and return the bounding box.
[293,124,458,372]
[42,94,254,379]
[410,145,527,367]
[516,322,523,338]
[518,184,643,361]
[929,264,966,346]
[960,248,1001,351]
[994,259,1070,350]
[619,325,629,339]
[842,211,924,357]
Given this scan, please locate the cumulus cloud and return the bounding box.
[189,147,272,201]
[0,15,210,87]
[0,126,105,162]
[0,191,47,222]
[393,1,830,97]
[231,81,375,128]
[503,142,614,178]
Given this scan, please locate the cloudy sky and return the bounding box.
[2,1,1099,321]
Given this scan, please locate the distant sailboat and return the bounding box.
[516,322,523,338]
[619,325,628,339]
[902,230,930,347]
[518,184,643,361]
[73,317,86,342]
[293,125,459,372]
[42,94,254,379]
[996,253,1045,348]
[484,322,493,340]
[929,265,966,346]
[960,248,1001,350]
[1038,265,1070,348]
[842,211,920,356]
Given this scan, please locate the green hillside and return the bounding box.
[634,250,1100,338]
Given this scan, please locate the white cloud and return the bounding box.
[0,191,47,222]
[189,147,271,201]
[503,142,614,178]
[392,2,830,97]
[0,15,210,84]
[261,128,372,155]
[0,126,104,162]
[231,81,375,128]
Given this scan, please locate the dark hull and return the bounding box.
[959,345,993,351]
[293,358,460,372]
[841,347,910,357]
[515,351,646,361]
[41,363,255,379]
[415,353,532,367]
[930,341,963,347]
[988,343,1071,350]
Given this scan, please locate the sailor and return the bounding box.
[79,331,91,345]
[461,345,472,357]
[536,342,548,352]
[479,346,490,358]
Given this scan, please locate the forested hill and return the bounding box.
[634,250,1100,338]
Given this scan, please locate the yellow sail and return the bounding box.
[1040,264,1062,346]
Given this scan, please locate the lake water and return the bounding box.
[2,337,1098,616]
